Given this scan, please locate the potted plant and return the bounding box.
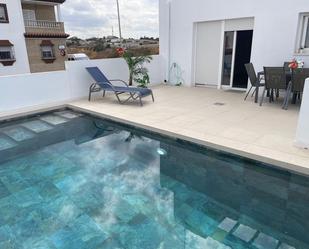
[116,48,152,87]
[289,59,304,69]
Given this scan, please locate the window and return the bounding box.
[297,13,309,53]
[0,40,15,66]
[0,4,9,23]
[22,9,36,21]
[40,40,55,63]
[0,47,13,60]
[41,46,54,59]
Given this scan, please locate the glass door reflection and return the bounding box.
[221,31,235,86]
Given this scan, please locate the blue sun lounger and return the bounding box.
[86,67,154,106]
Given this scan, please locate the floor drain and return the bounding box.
[214,102,226,106]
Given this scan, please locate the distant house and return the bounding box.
[0,0,69,76]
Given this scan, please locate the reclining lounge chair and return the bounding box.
[86,67,154,106]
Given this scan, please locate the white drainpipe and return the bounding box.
[56,4,62,22]
[167,0,172,83]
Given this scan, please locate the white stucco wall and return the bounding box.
[0,0,30,76]
[0,56,164,112]
[65,56,164,100]
[0,71,70,111]
[296,79,309,148]
[159,0,309,86]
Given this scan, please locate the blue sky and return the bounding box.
[62,0,159,39]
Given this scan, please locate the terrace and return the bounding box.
[69,85,308,174]
[1,81,308,174]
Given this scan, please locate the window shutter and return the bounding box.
[22,9,36,21]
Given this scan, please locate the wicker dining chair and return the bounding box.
[260,67,287,106]
[244,63,265,101]
[282,68,309,110]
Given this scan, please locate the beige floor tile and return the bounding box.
[62,85,307,174]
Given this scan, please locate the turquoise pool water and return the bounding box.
[0,109,308,249]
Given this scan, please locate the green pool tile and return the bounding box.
[0,172,30,193]
[0,110,307,249]
[0,225,15,242]
[21,120,53,133]
[54,111,82,119]
[22,237,57,249]
[218,217,238,233]
[13,187,43,208]
[0,180,10,199]
[253,233,279,249]
[212,228,229,242]
[0,136,16,151]
[69,215,109,244]
[2,126,35,142]
[112,199,139,223]
[47,196,83,226]
[39,115,69,125]
[37,182,62,201]
[232,224,257,243]
[50,226,85,249]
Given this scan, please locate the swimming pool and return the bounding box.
[0,109,308,249]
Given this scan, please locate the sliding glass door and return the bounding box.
[221,30,253,89]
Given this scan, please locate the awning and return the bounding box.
[24,32,70,38]
[0,40,13,46]
[40,40,54,46]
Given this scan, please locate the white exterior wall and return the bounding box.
[296,79,309,148]
[0,56,164,112]
[0,0,30,76]
[65,56,164,100]
[159,0,309,86]
[1,71,70,111]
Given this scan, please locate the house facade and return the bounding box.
[0,0,68,76]
[159,0,309,88]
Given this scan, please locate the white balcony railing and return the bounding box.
[24,19,63,29]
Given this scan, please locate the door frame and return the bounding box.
[193,17,254,90]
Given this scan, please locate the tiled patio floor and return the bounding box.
[69,85,309,175]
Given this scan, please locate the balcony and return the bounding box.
[24,20,68,38]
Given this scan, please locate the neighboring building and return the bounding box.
[0,0,68,76]
[159,0,309,88]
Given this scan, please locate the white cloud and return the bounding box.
[62,0,159,39]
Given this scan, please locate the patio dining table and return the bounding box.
[254,70,292,103]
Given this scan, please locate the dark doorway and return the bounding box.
[232,30,253,88]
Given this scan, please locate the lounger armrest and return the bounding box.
[109,79,129,87]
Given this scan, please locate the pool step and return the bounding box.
[0,111,82,152]
[0,135,17,151]
[217,217,296,249]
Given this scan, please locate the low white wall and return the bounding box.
[0,55,163,113]
[65,55,163,100]
[0,71,70,112]
[296,79,309,149]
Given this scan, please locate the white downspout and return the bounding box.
[56,4,62,22]
[167,0,171,83]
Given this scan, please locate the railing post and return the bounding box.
[24,20,63,31]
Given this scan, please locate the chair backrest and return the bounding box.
[86,67,113,89]
[283,62,291,74]
[292,68,309,92]
[264,67,286,90]
[245,63,258,87]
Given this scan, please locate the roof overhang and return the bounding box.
[35,0,66,3]
[24,32,70,38]
[21,0,65,5]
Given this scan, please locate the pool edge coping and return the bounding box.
[67,104,309,176]
[1,103,308,176]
